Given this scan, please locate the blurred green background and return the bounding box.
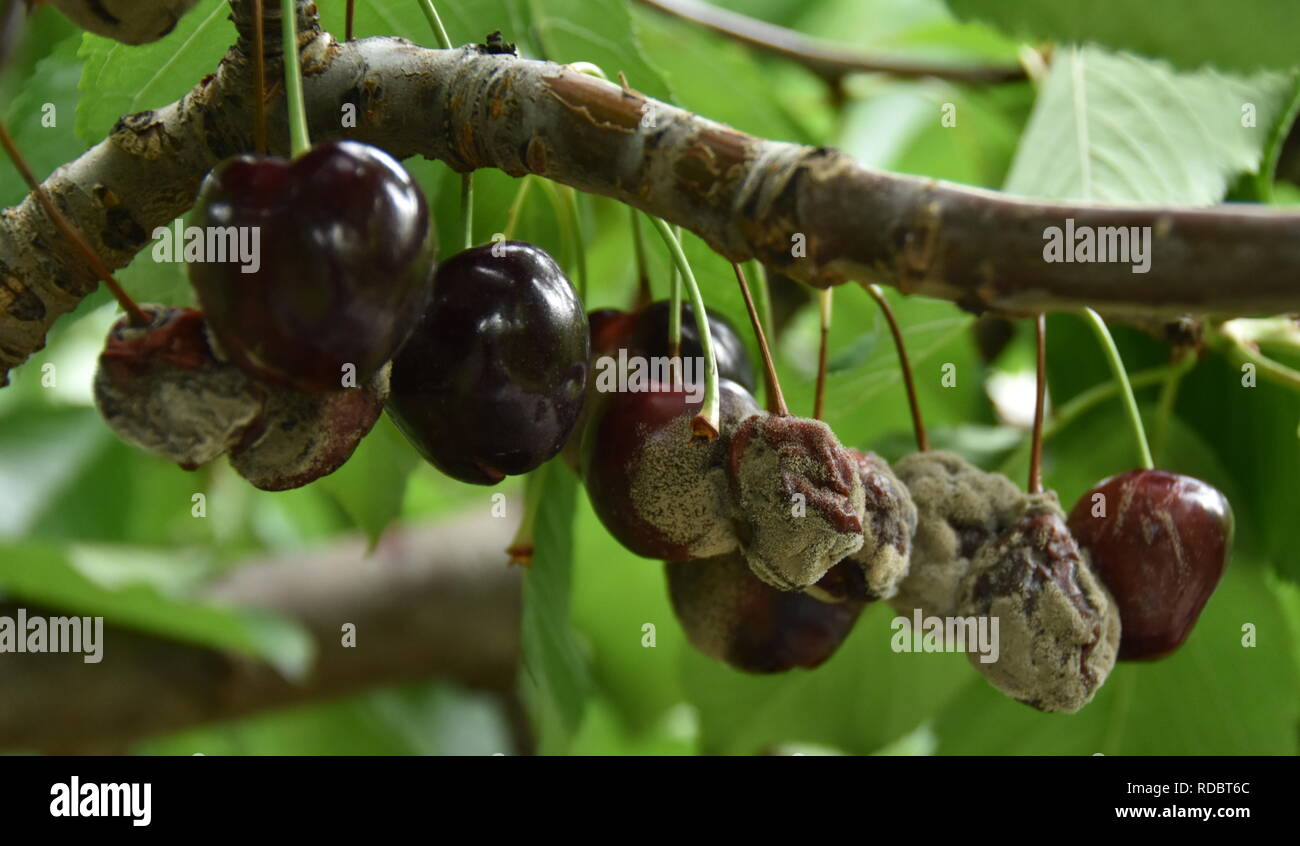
[1,0,1297,755]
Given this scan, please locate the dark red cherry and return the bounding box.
[386,241,589,485]
[628,300,757,393]
[667,553,865,674]
[582,378,759,561]
[588,308,638,355]
[1067,469,1233,661]
[189,140,435,393]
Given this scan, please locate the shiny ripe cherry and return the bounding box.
[668,553,866,674]
[628,300,757,393]
[1067,469,1233,661]
[386,241,589,485]
[189,140,435,393]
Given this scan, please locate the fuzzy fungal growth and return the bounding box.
[838,449,918,600]
[726,415,866,591]
[93,305,264,470]
[229,365,390,492]
[666,552,866,674]
[958,493,1121,713]
[890,450,1025,618]
[583,378,759,561]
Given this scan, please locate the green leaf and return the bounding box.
[682,603,972,755]
[1005,46,1295,204]
[316,416,418,547]
[2,36,86,208]
[0,542,314,679]
[519,461,591,753]
[945,0,1300,73]
[75,0,235,145]
[0,408,110,539]
[529,0,674,103]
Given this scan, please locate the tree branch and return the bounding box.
[3,6,1300,386]
[0,507,523,753]
[634,0,1026,85]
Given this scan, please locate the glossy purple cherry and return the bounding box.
[628,300,757,393]
[1067,469,1233,661]
[188,140,435,393]
[386,241,589,485]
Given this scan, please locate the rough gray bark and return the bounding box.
[3,1,1300,387]
[0,507,523,753]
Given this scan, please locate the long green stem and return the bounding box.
[1081,308,1153,469]
[747,259,775,345]
[281,0,310,157]
[460,172,474,250]
[416,0,454,50]
[503,176,535,240]
[1152,354,1195,465]
[630,207,651,307]
[668,224,683,356]
[814,288,831,420]
[651,218,719,439]
[996,365,1178,477]
[561,187,587,300]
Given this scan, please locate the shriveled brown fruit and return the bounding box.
[93,304,263,470]
[890,450,1025,618]
[958,494,1121,713]
[831,449,917,601]
[229,366,389,492]
[725,415,866,590]
[667,553,867,674]
[582,378,760,561]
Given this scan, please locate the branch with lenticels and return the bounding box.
[2,1,1299,387]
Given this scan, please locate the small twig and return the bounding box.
[346,0,356,41]
[734,262,788,416]
[634,0,1025,85]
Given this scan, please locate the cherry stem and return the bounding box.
[747,259,776,346]
[417,0,454,50]
[630,207,651,308]
[252,0,267,154]
[502,175,534,240]
[651,217,719,439]
[863,282,928,451]
[734,262,788,416]
[813,287,831,420]
[561,187,587,300]
[507,464,548,568]
[1152,353,1195,466]
[1081,307,1154,470]
[346,0,355,41]
[280,0,310,157]
[461,172,474,250]
[667,224,682,357]
[1028,313,1046,494]
[0,121,148,326]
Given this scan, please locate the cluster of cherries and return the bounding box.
[94,139,588,491]
[91,137,1233,715]
[564,301,1232,713]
